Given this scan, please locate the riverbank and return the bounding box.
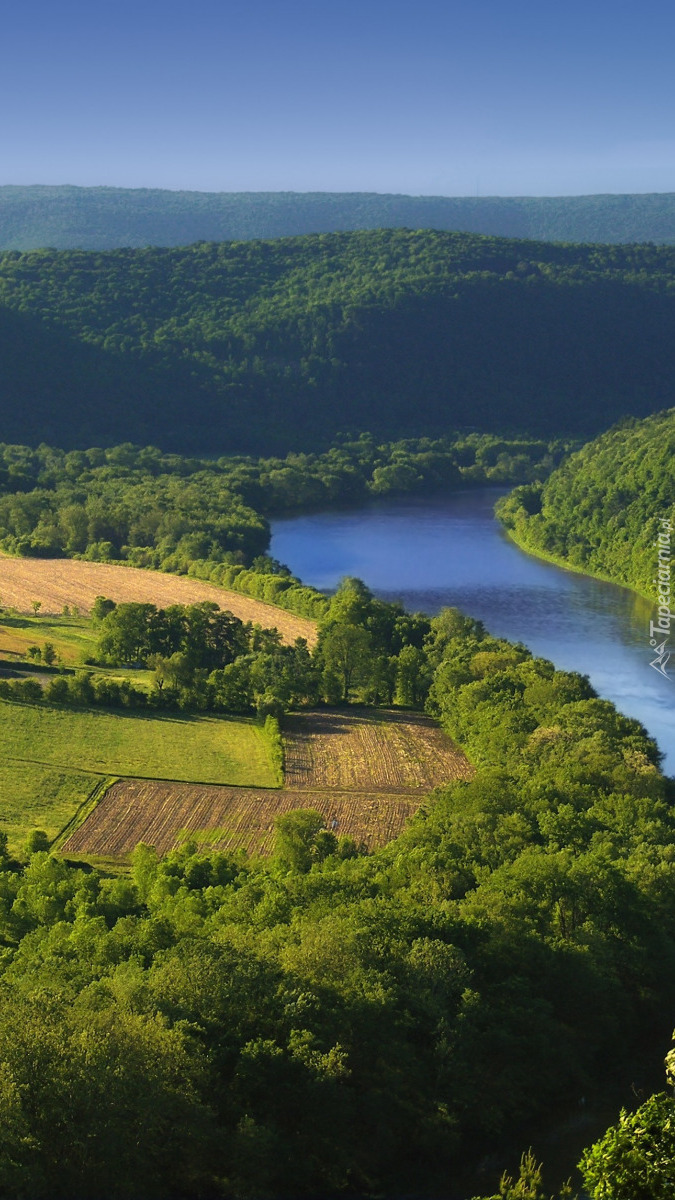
[498,519,655,604]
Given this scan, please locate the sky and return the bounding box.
[3,0,675,196]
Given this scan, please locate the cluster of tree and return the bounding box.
[497,408,675,598]
[0,601,673,1196]
[1,583,435,716]
[1,231,675,452]
[217,431,567,510]
[0,433,564,567]
[26,642,57,665]
[6,185,675,251]
[94,597,323,714]
[0,442,268,564]
[191,558,330,621]
[93,596,248,670]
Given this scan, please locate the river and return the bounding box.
[270,488,674,772]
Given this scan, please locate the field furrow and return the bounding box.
[283,709,471,791]
[62,781,424,858]
[63,709,472,860]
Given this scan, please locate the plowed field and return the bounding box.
[0,555,316,646]
[61,780,424,857]
[284,709,470,791]
[62,710,473,859]
[0,699,276,848]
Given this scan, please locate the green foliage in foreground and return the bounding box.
[0,606,673,1197]
[579,1090,675,1200]
[497,408,675,598]
[474,1057,675,1199]
[2,231,675,452]
[472,1150,575,1198]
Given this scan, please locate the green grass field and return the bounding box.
[0,612,97,665]
[0,612,156,690]
[0,698,277,850]
[0,760,100,851]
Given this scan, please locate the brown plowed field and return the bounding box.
[284,709,471,791]
[0,555,316,646]
[62,710,473,859]
[61,781,424,857]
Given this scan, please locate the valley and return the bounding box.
[0,238,673,1200]
[6,0,675,1189]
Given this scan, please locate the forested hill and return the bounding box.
[497,408,675,597]
[2,230,675,452]
[7,186,675,248]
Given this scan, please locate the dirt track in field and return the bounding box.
[0,555,316,646]
[62,709,473,859]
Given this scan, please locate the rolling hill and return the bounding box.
[5,186,675,248]
[497,408,675,597]
[1,230,675,452]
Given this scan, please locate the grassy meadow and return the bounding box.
[0,611,157,691]
[0,698,277,850]
[0,610,96,665]
[0,758,101,850]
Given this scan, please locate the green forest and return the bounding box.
[1,590,674,1198]
[497,408,675,598]
[2,230,675,451]
[0,433,566,569]
[6,186,675,249]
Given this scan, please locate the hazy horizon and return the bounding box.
[3,184,675,200]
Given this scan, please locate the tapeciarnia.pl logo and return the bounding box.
[649,516,673,679]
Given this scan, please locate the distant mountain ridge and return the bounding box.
[5,186,675,248]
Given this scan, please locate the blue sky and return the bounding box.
[3,0,675,195]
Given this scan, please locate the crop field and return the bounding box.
[62,781,423,857]
[0,699,276,848]
[62,709,473,859]
[0,555,317,646]
[283,709,471,791]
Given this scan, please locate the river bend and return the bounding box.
[271,489,674,771]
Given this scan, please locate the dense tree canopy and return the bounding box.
[6,186,675,250]
[0,434,565,572]
[497,408,675,597]
[1,231,675,451]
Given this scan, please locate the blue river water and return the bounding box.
[270,488,674,772]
